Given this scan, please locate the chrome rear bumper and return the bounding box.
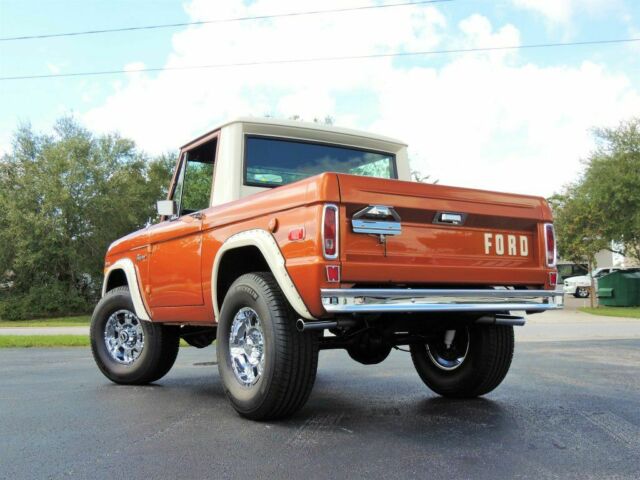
[321,288,563,314]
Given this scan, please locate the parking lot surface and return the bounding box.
[1,336,639,479]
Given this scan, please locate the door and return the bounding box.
[148,140,216,307]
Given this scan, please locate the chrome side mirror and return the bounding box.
[156,200,176,217]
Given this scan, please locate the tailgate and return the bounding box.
[336,174,551,287]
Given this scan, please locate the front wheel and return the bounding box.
[410,324,514,398]
[90,286,180,385]
[574,287,590,298]
[217,272,319,420]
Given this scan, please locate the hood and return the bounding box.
[564,275,589,283]
[106,227,150,257]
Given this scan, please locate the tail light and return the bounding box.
[322,204,339,259]
[544,223,556,267]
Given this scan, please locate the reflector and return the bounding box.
[326,265,340,283]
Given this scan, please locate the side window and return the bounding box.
[181,160,214,214]
[172,138,217,216]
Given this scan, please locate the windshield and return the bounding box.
[593,269,611,278]
[244,136,397,187]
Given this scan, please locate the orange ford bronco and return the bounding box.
[91,118,562,420]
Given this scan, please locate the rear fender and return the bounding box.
[212,229,315,320]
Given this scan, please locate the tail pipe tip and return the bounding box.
[476,314,526,327]
[296,319,357,332]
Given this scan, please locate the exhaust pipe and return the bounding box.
[296,319,357,332]
[476,314,526,327]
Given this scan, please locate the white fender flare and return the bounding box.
[102,258,151,321]
[212,229,315,320]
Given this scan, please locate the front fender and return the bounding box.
[102,258,151,321]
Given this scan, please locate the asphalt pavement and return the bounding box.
[1,336,639,479]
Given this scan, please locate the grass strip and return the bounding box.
[579,307,640,319]
[0,335,90,348]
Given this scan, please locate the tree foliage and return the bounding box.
[583,119,640,261]
[551,118,640,265]
[0,118,175,319]
[549,186,608,265]
[411,170,438,184]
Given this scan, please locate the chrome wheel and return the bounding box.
[576,287,590,298]
[427,328,470,371]
[229,307,265,387]
[104,309,144,365]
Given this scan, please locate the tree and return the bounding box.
[552,118,640,264]
[549,186,609,307]
[0,118,175,319]
[550,118,640,306]
[581,119,640,262]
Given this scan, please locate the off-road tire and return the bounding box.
[410,325,514,398]
[90,286,180,385]
[574,287,590,298]
[217,272,319,420]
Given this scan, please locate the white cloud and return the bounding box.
[123,61,146,73]
[511,0,573,23]
[46,62,61,74]
[511,0,620,24]
[83,2,640,197]
[372,59,640,196]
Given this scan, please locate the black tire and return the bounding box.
[410,325,514,398]
[217,272,319,420]
[574,287,590,298]
[90,286,180,385]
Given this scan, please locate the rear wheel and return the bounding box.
[410,324,514,398]
[90,286,180,385]
[217,272,319,420]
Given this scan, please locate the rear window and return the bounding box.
[244,136,397,187]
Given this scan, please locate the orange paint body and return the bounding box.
[105,166,556,325]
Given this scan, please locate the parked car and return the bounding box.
[90,118,561,420]
[563,267,621,298]
[557,262,588,283]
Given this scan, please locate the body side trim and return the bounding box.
[102,258,151,321]
[212,229,315,320]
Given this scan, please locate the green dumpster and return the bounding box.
[597,271,640,307]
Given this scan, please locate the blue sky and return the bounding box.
[1,0,639,196]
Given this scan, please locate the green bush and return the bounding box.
[0,118,175,320]
[0,283,90,320]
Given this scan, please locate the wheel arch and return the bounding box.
[102,258,151,321]
[212,229,315,321]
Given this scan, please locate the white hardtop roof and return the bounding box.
[181,116,407,149]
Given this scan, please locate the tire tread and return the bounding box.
[218,272,318,420]
[410,324,514,398]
